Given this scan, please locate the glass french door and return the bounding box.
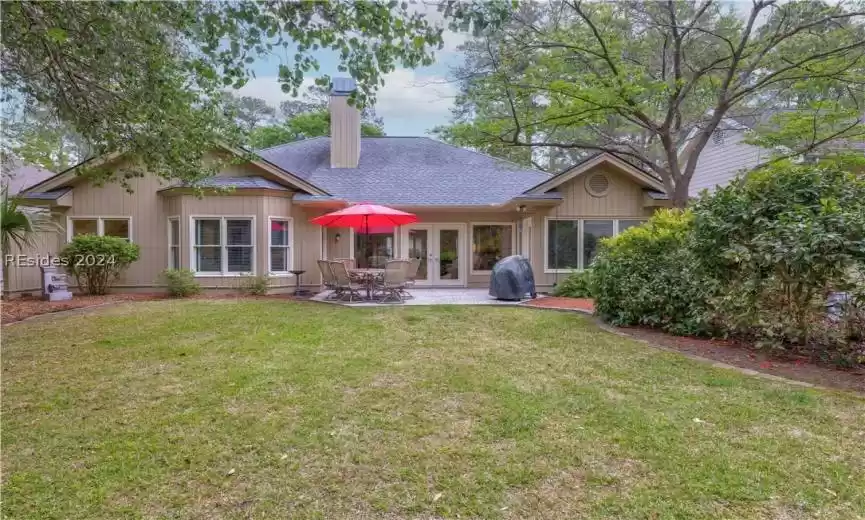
[402,224,465,286]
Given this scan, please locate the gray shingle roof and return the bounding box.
[164,176,289,191]
[259,137,551,206]
[17,187,72,200]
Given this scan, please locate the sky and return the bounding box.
[234,9,468,137]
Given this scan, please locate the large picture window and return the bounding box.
[192,217,254,275]
[545,218,646,272]
[269,218,292,273]
[68,217,131,241]
[471,224,513,272]
[546,219,580,270]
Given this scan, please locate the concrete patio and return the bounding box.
[310,288,538,307]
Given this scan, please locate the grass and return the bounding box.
[2,300,864,519]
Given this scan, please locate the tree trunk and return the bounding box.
[671,182,690,208]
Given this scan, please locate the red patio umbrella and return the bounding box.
[310,203,418,232]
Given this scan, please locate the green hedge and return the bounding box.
[59,234,140,295]
[591,159,865,365]
[591,209,714,335]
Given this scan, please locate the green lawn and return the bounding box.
[2,301,864,519]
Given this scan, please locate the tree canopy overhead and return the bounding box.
[433,0,865,206]
[0,0,447,184]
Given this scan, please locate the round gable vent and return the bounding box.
[585,172,610,197]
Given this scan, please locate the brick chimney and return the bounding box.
[330,78,360,168]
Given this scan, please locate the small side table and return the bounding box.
[289,270,312,296]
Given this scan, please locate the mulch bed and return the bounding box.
[617,325,865,395]
[524,295,865,394]
[523,296,595,313]
[1,292,317,324]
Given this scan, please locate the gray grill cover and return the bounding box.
[489,255,537,301]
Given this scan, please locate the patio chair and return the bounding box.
[400,257,421,298]
[334,257,355,269]
[329,261,363,302]
[378,259,410,303]
[317,259,341,299]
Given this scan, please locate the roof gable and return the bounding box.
[19,143,329,196]
[524,153,665,194]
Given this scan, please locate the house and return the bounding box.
[1,162,61,296]
[8,78,668,296]
[689,115,865,196]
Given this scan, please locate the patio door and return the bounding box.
[402,224,465,286]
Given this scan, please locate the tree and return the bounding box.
[249,110,385,150]
[222,93,277,133]
[433,1,865,206]
[1,1,446,186]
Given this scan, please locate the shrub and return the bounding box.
[591,209,715,335]
[59,234,140,295]
[692,161,865,351]
[238,275,270,296]
[553,269,594,298]
[160,269,201,298]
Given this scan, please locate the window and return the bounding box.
[192,217,254,275]
[354,229,394,268]
[269,218,292,273]
[168,218,180,269]
[583,220,614,268]
[68,217,131,241]
[472,224,513,272]
[618,219,646,233]
[547,219,581,270]
[545,218,645,272]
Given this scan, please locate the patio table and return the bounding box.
[348,268,384,300]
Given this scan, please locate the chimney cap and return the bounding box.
[330,77,357,96]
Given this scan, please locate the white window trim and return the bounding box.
[267,216,294,276]
[167,216,180,269]
[67,216,133,242]
[469,222,516,275]
[189,215,256,277]
[543,217,647,273]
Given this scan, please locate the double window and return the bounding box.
[471,223,514,272]
[545,218,647,272]
[68,217,132,241]
[191,217,254,275]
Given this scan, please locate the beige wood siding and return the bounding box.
[2,228,62,295]
[64,171,170,289]
[330,95,360,168]
[527,165,659,289]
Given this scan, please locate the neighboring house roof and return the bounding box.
[160,176,289,191]
[260,136,552,206]
[1,163,57,195]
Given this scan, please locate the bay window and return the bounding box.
[545,218,647,272]
[269,218,292,274]
[192,217,254,275]
[471,224,513,272]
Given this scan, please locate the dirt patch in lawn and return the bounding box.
[616,325,865,395]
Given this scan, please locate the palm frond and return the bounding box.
[1,187,62,255]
